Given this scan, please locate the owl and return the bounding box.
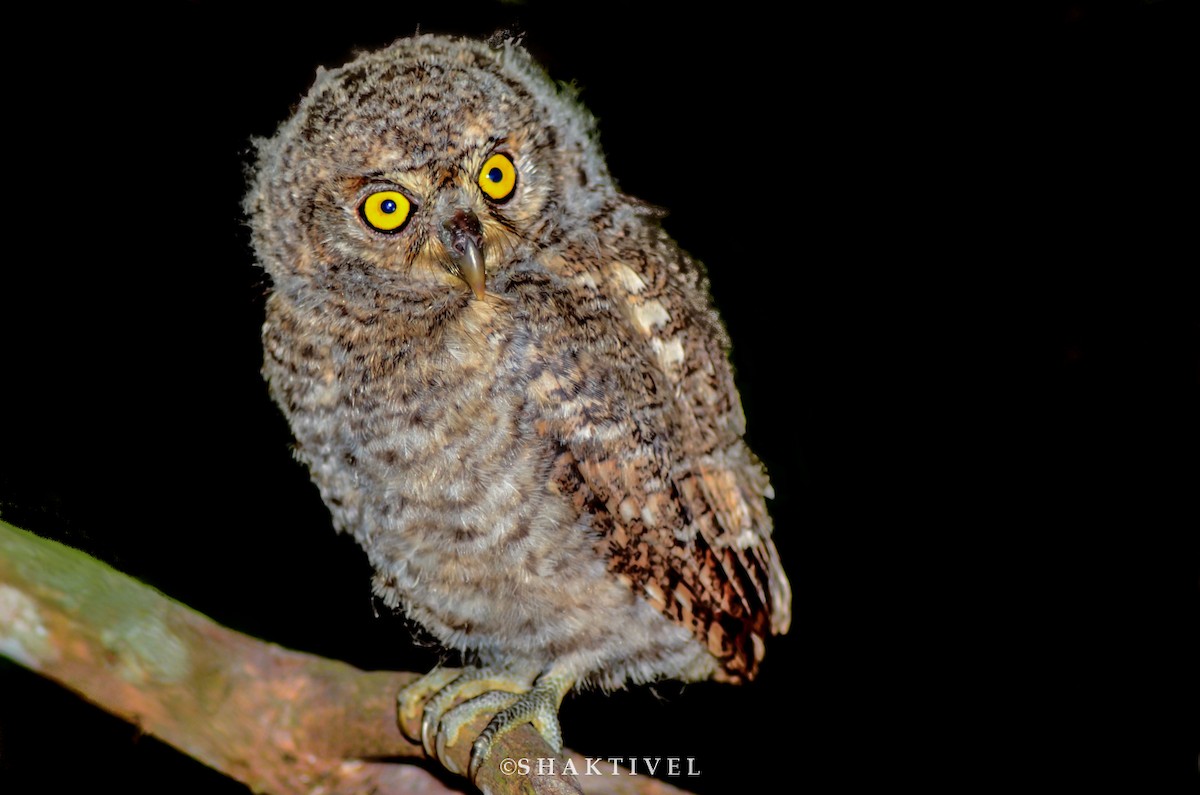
[245,34,790,781]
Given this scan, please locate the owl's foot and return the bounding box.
[396,664,573,782]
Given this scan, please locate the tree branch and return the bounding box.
[0,520,694,795]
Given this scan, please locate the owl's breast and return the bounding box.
[264,292,523,513]
[325,293,532,522]
[266,293,578,612]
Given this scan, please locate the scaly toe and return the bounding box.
[467,673,572,782]
[434,689,522,774]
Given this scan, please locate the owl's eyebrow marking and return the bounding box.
[357,169,415,181]
[346,173,420,198]
[356,160,429,180]
[341,174,394,196]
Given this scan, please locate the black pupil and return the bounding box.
[488,167,503,184]
[380,199,397,214]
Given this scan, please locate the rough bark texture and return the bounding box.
[0,520,694,795]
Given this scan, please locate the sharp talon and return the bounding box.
[469,732,493,781]
[437,731,463,775]
[436,732,451,774]
[421,708,440,757]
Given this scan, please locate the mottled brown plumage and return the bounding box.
[245,34,790,779]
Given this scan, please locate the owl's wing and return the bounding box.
[527,242,791,683]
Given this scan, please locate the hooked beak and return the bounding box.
[442,210,487,300]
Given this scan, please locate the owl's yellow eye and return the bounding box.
[360,190,411,232]
[478,153,517,202]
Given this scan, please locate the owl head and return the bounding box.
[246,35,616,303]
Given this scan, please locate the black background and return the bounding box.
[1,1,1194,792]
